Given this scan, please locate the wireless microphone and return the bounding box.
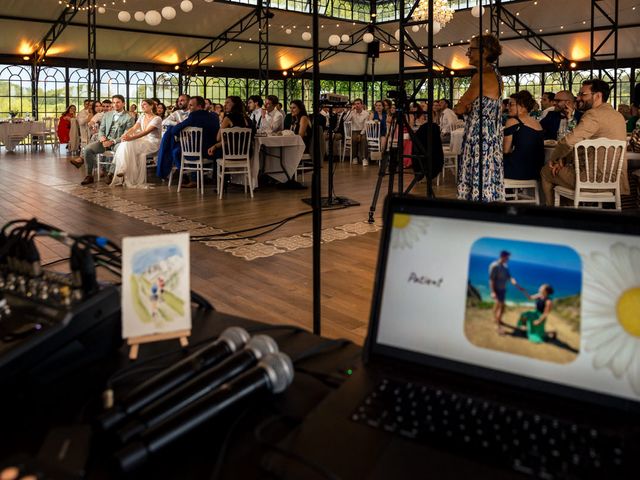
[116,335,279,444]
[97,326,250,432]
[116,352,294,472]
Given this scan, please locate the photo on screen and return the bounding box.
[464,238,582,364]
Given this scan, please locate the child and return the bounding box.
[516,284,554,343]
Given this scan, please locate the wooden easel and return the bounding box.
[127,329,191,360]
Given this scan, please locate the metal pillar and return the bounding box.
[590,0,619,105]
[87,0,97,99]
[311,0,321,336]
[258,0,270,96]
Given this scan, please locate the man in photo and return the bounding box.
[489,250,519,335]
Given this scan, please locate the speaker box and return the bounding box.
[367,41,380,59]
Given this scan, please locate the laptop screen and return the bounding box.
[373,200,640,407]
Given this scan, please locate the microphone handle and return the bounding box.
[118,351,258,443]
[117,369,270,472]
[124,342,233,415]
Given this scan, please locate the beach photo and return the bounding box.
[464,237,582,364]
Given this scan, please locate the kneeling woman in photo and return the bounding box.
[516,284,554,343]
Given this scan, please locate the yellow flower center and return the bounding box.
[393,213,411,229]
[616,287,640,337]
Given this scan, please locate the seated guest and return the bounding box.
[540,79,628,206]
[213,104,224,123]
[260,95,284,133]
[70,95,134,185]
[57,105,76,145]
[76,99,93,147]
[156,103,167,119]
[540,91,582,140]
[538,92,556,120]
[128,103,138,121]
[503,91,544,180]
[501,99,510,125]
[408,102,425,130]
[207,95,252,158]
[289,100,311,152]
[438,99,459,143]
[204,98,213,112]
[101,99,112,112]
[247,95,263,128]
[87,101,104,143]
[626,104,639,133]
[617,103,631,120]
[369,100,388,151]
[110,99,162,188]
[162,94,190,127]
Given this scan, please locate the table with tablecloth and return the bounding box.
[449,128,465,155]
[0,121,45,152]
[251,134,306,188]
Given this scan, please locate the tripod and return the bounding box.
[367,105,435,224]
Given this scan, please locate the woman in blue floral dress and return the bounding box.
[454,34,505,202]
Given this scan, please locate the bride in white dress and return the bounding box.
[110,99,162,188]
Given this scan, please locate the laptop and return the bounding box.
[271,196,640,479]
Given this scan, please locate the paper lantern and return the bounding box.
[411,25,420,33]
[426,21,441,35]
[301,31,312,41]
[471,6,485,18]
[180,1,193,13]
[204,0,214,2]
[134,11,145,22]
[98,6,106,14]
[162,6,177,20]
[145,10,162,26]
[394,29,401,42]
[363,32,374,44]
[285,28,292,34]
[118,11,131,23]
[341,34,350,43]
[328,34,340,46]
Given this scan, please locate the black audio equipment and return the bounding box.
[367,41,380,58]
[116,352,294,472]
[116,335,278,444]
[97,326,250,432]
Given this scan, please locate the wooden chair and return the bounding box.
[168,127,213,194]
[554,139,626,210]
[341,121,352,163]
[365,120,382,163]
[217,127,253,199]
[504,179,540,204]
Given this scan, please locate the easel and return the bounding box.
[127,329,191,360]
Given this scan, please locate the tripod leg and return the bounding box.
[367,151,390,224]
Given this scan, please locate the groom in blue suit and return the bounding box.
[156,96,219,187]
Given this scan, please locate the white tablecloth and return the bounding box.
[252,134,306,186]
[0,121,45,152]
[449,128,465,155]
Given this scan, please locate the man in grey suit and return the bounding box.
[70,94,135,185]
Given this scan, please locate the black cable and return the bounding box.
[209,407,253,480]
[40,257,71,267]
[292,338,352,364]
[190,210,314,239]
[255,415,340,480]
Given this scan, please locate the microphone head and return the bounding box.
[246,335,278,359]
[259,352,294,394]
[218,327,250,352]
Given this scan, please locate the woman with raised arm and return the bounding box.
[454,34,504,202]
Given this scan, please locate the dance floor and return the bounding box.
[0,147,457,344]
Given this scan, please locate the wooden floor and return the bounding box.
[0,146,457,344]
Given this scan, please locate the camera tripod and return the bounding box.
[367,106,436,224]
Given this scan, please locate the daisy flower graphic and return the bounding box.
[582,243,640,396]
[390,213,429,250]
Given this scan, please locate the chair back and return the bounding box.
[343,121,352,140]
[573,139,626,190]
[180,127,203,160]
[365,121,381,151]
[221,127,252,161]
[42,117,55,131]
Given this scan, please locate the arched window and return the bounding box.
[518,73,542,101]
[543,72,565,97]
[614,68,631,107]
[227,78,247,99]
[207,77,226,104]
[269,80,285,107]
[128,71,154,107]
[0,65,32,118]
[68,68,90,111]
[570,70,591,93]
[452,77,471,103]
[501,75,517,98]
[38,67,66,118]
[247,79,261,100]
[185,75,205,98]
[155,72,178,105]
[100,70,127,101]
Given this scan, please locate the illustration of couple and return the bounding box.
[489,250,555,343]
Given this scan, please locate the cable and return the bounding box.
[40,257,71,268]
[291,338,352,364]
[209,407,253,480]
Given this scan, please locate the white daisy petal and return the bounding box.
[610,336,637,378]
[610,244,640,287]
[583,324,623,352]
[592,331,625,369]
[627,345,640,396]
[628,246,640,284]
[589,251,628,294]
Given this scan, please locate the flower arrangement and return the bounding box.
[8,109,19,118]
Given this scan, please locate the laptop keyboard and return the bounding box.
[351,378,626,479]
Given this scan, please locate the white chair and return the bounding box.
[504,179,540,204]
[554,139,626,210]
[341,121,352,163]
[96,151,114,182]
[31,117,55,152]
[438,146,458,186]
[168,127,212,194]
[217,127,253,199]
[295,153,314,184]
[365,120,382,163]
